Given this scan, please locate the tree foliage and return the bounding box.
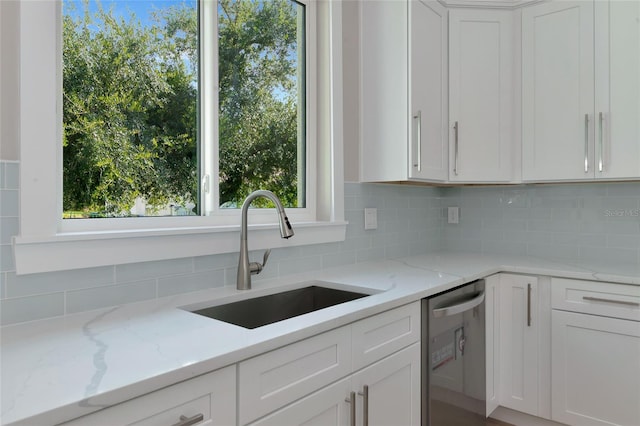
[63,0,302,216]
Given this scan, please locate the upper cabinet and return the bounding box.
[522,0,640,181]
[359,0,639,185]
[448,9,514,182]
[360,0,448,183]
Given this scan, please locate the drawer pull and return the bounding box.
[413,110,422,171]
[358,385,369,426]
[527,284,532,327]
[453,121,459,175]
[172,413,204,426]
[582,296,639,307]
[345,391,356,426]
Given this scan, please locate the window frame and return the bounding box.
[14,0,345,275]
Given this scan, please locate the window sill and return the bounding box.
[13,221,348,275]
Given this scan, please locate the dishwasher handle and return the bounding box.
[432,291,485,318]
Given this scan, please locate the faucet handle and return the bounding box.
[262,249,271,269]
[249,249,271,276]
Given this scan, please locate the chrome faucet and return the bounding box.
[237,190,294,290]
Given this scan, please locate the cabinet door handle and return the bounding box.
[453,121,459,175]
[358,385,369,426]
[583,296,639,307]
[598,112,604,172]
[172,413,204,426]
[584,113,590,173]
[413,111,422,171]
[527,283,532,327]
[345,391,356,426]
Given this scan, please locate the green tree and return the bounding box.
[63,0,302,216]
[218,0,303,208]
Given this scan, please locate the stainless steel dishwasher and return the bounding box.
[422,279,486,426]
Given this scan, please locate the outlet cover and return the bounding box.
[448,207,459,224]
[364,208,378,230]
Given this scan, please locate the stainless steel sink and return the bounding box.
[187,285,370,329]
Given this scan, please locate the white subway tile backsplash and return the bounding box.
[606,234,640,249]
[3,158,639,326]
[580,246,638,265]
[299,242,342,257]
[1,217,18,245]
[6,266,114,298]
[481,240,527,256]
[606,183,640,197]
[385,244,409,260]
[193,252,239,272]
[115,257,193,283]
[278,255,323,276]
[158,270,225,297]
[443,184,640,263]
[66,280,157,314]
[322,251,356,269]
[1,292,65,325]
[4,162,19,190]
[0,190,18,217]
[1,245,15,272]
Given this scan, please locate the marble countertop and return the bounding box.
[2,251,640,425]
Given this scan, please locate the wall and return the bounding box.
[0,163,443,326]
[0,1,20,161]
[342,0,360,183]
[442,184,640,265]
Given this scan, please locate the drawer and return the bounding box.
[551,277,640,321]
[238,325,351,425]
[351,301,420,371]
[62,365,236,426]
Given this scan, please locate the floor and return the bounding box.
[486,417,515,426]
[431,400,515,426]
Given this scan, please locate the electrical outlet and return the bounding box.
[364,208,378,230]
[448,207,459,224]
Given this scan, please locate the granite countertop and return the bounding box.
[2,251,640,425]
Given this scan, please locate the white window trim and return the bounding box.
[14,0,345,275]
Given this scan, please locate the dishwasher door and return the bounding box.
[422,279,486,426]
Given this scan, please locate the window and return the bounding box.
[15,0,345,274]
[62,0,309,221]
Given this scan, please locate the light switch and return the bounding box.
[364,208,378,230]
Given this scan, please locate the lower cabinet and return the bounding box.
[62,365,236,426]
[498,273,551,418]
[551,278,640,426]
[60,302,419,426]
[241,302,421,426]
[249,343,421,426]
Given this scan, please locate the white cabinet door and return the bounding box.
[448,9,513,182]
[351,343,421,426]
[248,378,351,426]
[360,0,448,183]
[359,0,408,183]
[485,274,500,417]
[594,0,640,179]
[499,274,541,416]
[409,0,448,181]
[238,326,351,425]
[522,1,595,181]
[551,310,640,426]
